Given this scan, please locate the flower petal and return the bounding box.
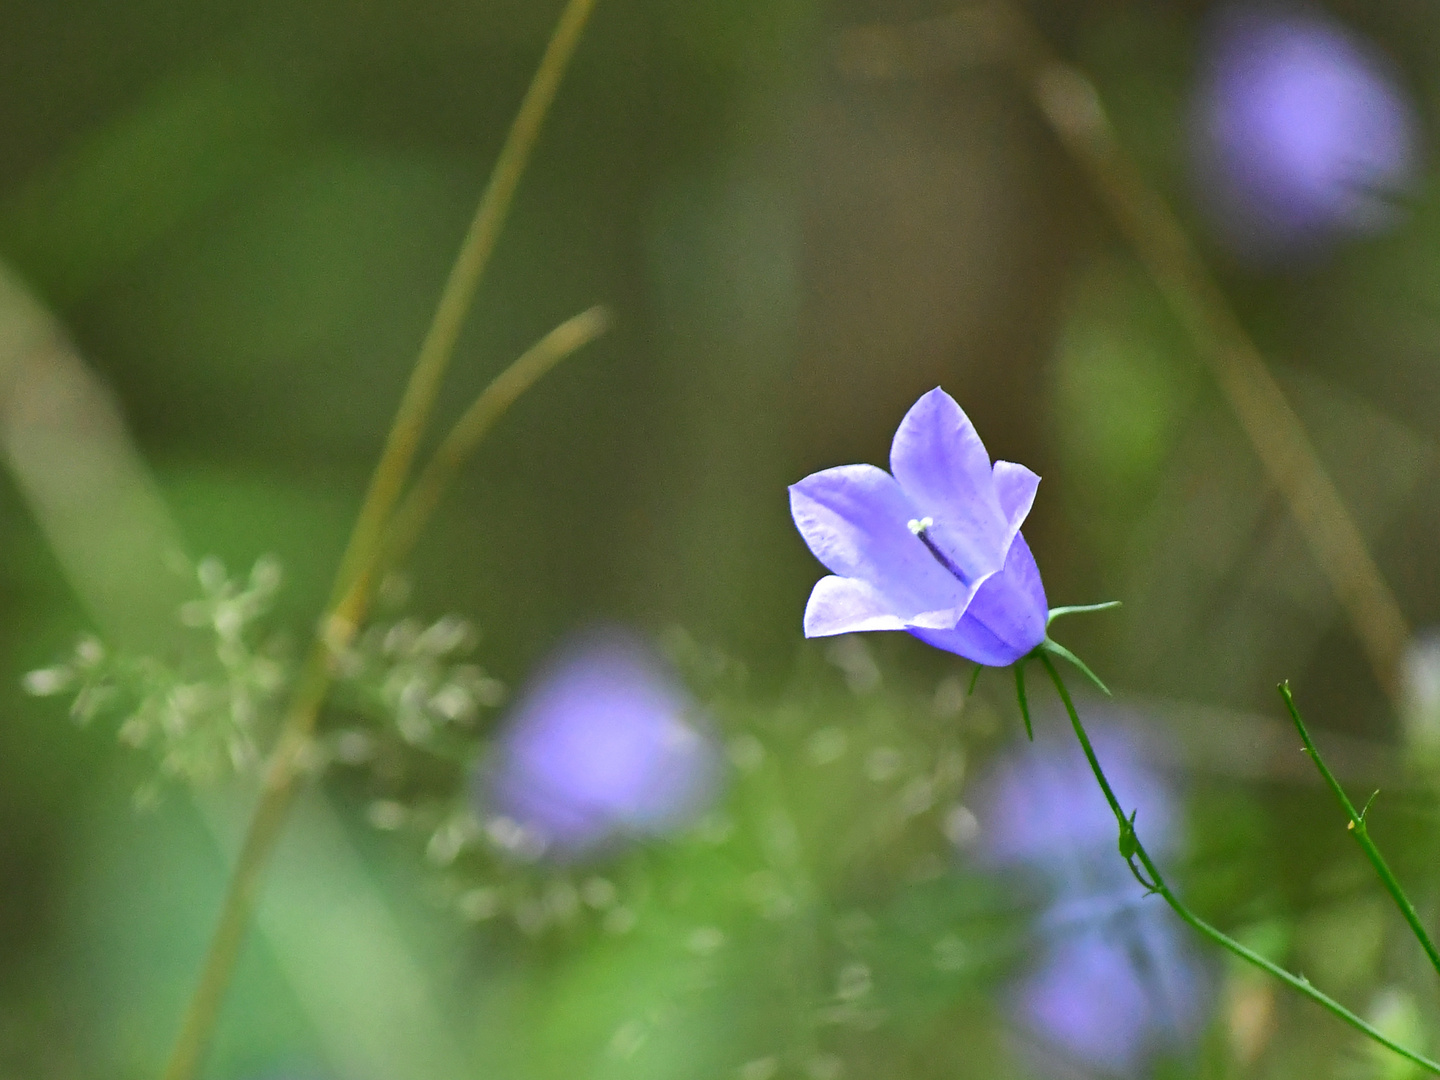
[889,388,1011,582]
[802,576,910,636]
[993,460,1040,532]
[789,464,971,620]
[909,531,1047,666]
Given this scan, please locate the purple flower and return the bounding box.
[479,629,720,859]
[1190,5,1420,258]
[789,387,1047,666]
[972,725,1210,1076]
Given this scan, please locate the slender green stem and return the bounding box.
[1279,682,1440,981]
[1038,654,1440,1074]
[379,305,611,572]
[158,648,342,1080]
[325,0,601,641]
[158,5,600,1078]
[1037,655,1122,817]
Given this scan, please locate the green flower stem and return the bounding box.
[1037,653,1440,1075]
[1279,682,1440,981]
[324,0,601,642]
[158,4,600,1079]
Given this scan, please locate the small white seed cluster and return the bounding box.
[338,613,505,748]
[23,555,291,788]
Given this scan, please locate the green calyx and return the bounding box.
[1118,809,1138,859]
[1039,600,1118,695]
[1008,602,1120,742]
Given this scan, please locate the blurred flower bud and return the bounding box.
[1189,5,1420,260]
[477,628,721,859]
[1017,910,1204,1077]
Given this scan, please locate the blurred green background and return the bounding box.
[6,0,1440,1077]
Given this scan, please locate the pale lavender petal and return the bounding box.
[992,460,1040,533]
[803,575,909,637]
[789,464,971,623]
[909,532,1047,666]
[889,388,1011,582]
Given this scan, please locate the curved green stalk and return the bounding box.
[1037,654,1440,1074]
[158,4,601,1078]
[380,304,611,571]
[1279,682,1440,981]
[323,0,601,639]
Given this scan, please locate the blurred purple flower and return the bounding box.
[1190,5,1420,258]
[1019,906,1206,1077]
[973,724,1209,1076]
[480,629,720,858]
[789,387,1047,666]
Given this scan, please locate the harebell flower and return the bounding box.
[789,387,1106,712]
[790,387,1048,666]
[1190,5,1419,259]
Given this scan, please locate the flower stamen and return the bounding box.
[907,517,970,586]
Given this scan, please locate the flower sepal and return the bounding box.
[1046,600,1121,628]
[1037,637,1111,697]
[1007,602,1119,743]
